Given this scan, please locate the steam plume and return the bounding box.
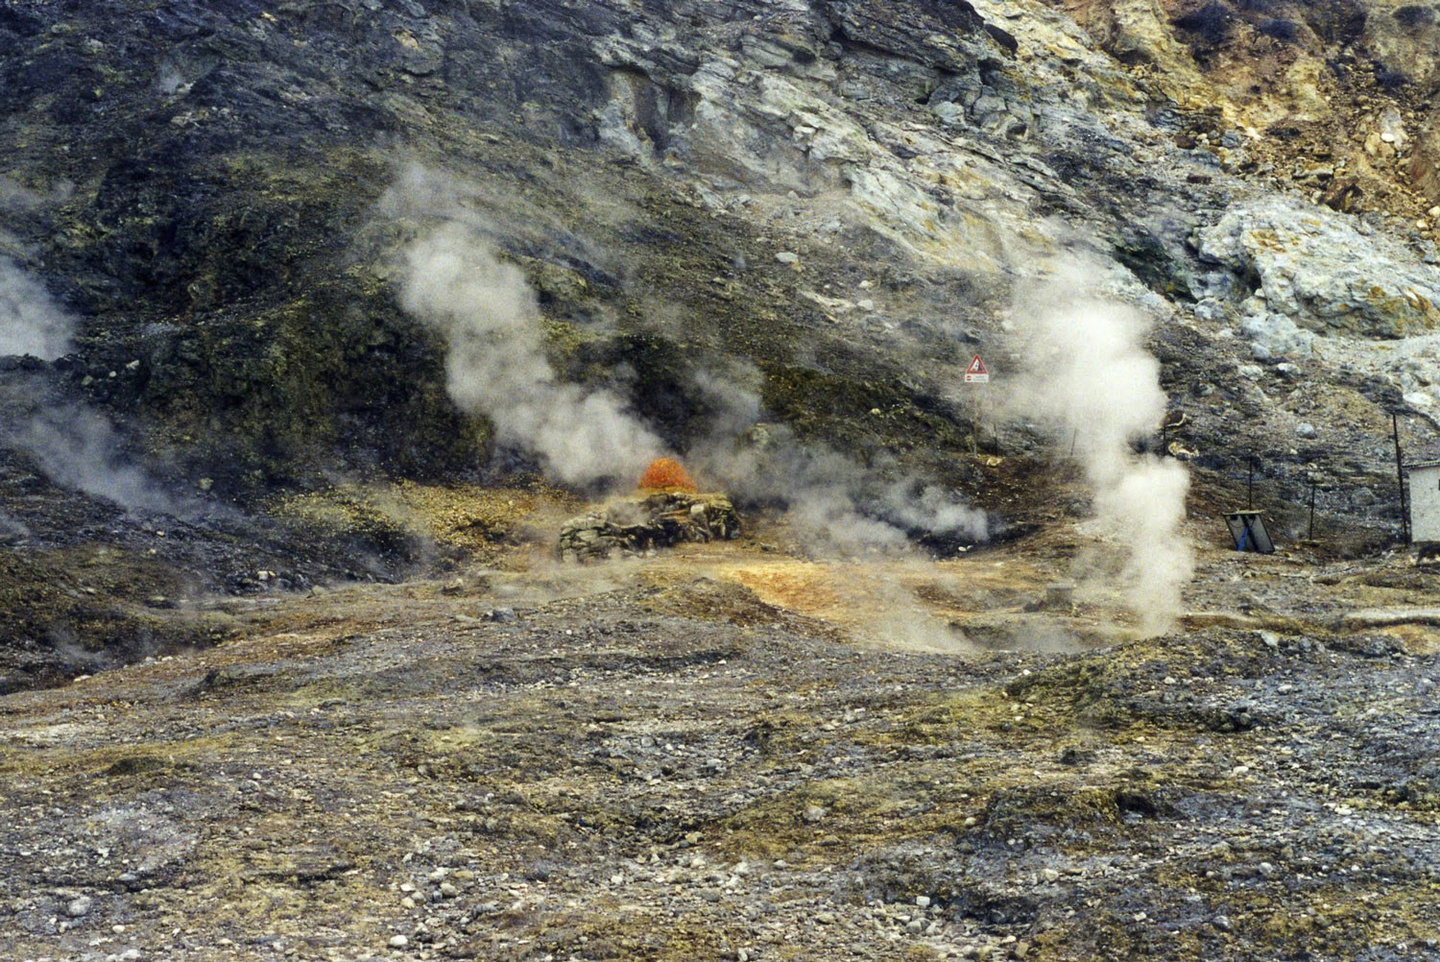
[0,260,201,517]
[0,257,73,359]
[17,404,195,516]
[1005,260,1192,635]
[386,164,988,549]
[398,221,664,487]
[690,374,990,553]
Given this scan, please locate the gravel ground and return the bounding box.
[5,536,1440,961]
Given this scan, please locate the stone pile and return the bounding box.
[557,492,740,562]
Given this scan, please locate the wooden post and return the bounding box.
[1308,476,1316,541]
[1393,411,1409,544]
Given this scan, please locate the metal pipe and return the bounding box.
[1394,411,1409,544]
[1308,476,1316,541]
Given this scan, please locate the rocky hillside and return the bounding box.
[6,0,1440,690]
[0,0,1437,502]
[11,2,1440,960]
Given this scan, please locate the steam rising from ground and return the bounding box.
[1005,261,1192,635]
[0,259,201,517]
[387,163,991,552]
[392,200,664,487]
[17,405,198,516]
[0,257,73,360]
[696,417,990,554]
[677,359,989,551]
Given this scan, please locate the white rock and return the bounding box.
[1197,197,1440,338]
[1240,312,1314,359]
[389,934,410,948]
[775,251,799,264]
[67,895,93,917]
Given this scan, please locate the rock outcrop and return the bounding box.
[558,492,740,562]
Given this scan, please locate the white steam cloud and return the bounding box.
[387,163,989,550]
[689,371,989,554]
[0,257,73,360]
[0,260,201,518]
[398,221,664,486]
[16,404,197,516]
[1005,260,1192,635]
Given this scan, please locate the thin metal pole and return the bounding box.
[1247,455,1254,510]
[1308,477,1316,541]
[1393,411,1409,543]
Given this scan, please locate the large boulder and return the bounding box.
[1197,197,1440,339]
[557,492,740,563]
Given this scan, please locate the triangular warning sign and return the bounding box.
[964,354,989,383]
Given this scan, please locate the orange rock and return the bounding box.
[638,457,697,493]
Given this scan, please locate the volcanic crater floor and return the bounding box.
[5,529,1440,961]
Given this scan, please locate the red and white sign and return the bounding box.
[964,354,989,383]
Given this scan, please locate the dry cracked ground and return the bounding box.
[6,498,1440,962]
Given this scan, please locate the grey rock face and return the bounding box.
[558,492,740,562]
[1197,198,1440,339]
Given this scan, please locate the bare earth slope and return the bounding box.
[10,2,1440,960]
[6,534,1440,961]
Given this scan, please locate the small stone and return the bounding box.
[389,935,410,948]
[1213,914,1234,932]
[906,919,924,933]
[816,911,837,924]
[67,895,93,917]
[775,251,799,264]
[915,895,931,909]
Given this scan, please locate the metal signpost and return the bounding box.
[964,354,989,384]
[965,354,988,455]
